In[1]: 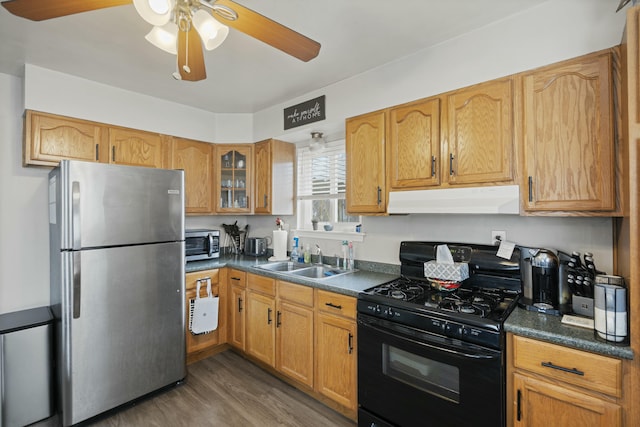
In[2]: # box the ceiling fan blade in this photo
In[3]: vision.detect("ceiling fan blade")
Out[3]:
[213,0,320,62]
[1,0,132,21]
[178,25,207,82]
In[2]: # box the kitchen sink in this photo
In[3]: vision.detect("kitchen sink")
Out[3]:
[257,261,307,272]
[288,265,355,279]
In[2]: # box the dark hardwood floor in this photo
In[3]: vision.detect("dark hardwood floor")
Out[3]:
[36,350,356,426]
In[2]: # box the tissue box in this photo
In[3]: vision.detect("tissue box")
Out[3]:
[424,261,469,282]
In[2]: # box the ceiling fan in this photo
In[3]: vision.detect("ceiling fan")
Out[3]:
[1,0,321,81]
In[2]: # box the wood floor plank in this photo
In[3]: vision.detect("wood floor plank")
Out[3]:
[37,350,355,426]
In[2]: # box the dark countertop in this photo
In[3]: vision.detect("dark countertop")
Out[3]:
[504,307,634,360]
[186,255,400,297]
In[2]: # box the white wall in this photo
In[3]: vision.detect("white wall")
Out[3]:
[0,0,627,314]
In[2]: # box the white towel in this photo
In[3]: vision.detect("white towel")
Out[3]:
[190,278,219,335]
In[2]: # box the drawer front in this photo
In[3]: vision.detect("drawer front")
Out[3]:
[186,269,219,290]
[228,269,247,288]
[248,273,276,296]
[277,281,314,307]
[316,290,356,320]
[513,335,622,397]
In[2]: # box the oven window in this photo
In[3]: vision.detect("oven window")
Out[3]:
[382,344,460,403]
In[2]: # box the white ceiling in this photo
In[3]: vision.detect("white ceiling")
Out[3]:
[0,0,578,114]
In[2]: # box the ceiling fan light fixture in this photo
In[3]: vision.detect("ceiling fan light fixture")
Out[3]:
[145,22,179,55]
[133,0,175,26]
[192,9,229,51]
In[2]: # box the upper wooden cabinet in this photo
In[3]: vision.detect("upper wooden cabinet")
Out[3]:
[521,51,615,212]
[388,97,441,189]
[346,110,387,214]
[445,78,514,185]
[107,127,167,168]
[24,110,107,166]
[170,137,214,214]
[254,139,296,215]
[24,110,168,169]
[215,144,253,214]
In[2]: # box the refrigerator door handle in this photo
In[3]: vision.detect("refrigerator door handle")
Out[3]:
[72,181,81,250]
[73,251,81,319]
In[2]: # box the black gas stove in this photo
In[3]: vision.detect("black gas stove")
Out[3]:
[358,241,522,349]
[357,241,522,427]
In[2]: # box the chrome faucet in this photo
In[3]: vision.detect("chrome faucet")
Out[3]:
[315,244,323,265]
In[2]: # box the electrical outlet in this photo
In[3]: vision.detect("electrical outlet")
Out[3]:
[491,230,506,246]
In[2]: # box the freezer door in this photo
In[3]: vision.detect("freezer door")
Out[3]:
[59,242,186,426]
[51,160,184,249]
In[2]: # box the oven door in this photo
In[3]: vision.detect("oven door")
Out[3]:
[358,313,504,427]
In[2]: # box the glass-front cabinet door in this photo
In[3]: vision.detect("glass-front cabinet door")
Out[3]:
[215,145,253,213]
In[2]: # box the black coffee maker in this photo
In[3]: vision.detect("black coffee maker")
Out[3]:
[519,248,565,316]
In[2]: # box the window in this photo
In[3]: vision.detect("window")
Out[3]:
[296,139,359,230]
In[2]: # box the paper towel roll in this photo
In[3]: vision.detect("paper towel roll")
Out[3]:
[272,230,288,261]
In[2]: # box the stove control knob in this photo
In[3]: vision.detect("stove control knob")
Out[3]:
[375,305,382,314]
[386,307,394,318]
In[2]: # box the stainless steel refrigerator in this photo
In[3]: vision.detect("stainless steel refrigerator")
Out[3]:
[48,160,186,426]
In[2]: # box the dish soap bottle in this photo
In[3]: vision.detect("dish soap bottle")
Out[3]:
[290,237,299,262]
[304,246,311,264]
[298,245,305,263]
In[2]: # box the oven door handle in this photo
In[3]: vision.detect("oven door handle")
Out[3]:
[358,317,500,360]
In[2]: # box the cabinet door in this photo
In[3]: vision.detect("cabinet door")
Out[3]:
[25,110,106,166]
[246,291,276,367]
[171,138,213,214]
[254,140,272,214]
[346,110,387,214]
[315,312,357,410]
[446,78,514,185]
[522,52,614,211]
[276,300,314,388]
[215,145,253,213]
[229,284,246,351]
[185,285,220,356]
[513,373,621,426]
[389,98,441,189]
[108,127,166,168]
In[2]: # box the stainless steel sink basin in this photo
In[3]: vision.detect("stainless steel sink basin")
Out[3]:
[257,261,307,272]
[288,265,355,279]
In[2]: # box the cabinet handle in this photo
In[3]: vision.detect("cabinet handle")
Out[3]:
[231,276,241,281]
[348,333,354,354]
[276,310,281,327]
[246,195,250,209]
[449,153,455,176]
[111,146,116,162]
[263,194,268,208]
[325,302,342,310]
[541,361,584,376]
[516,389,522,421]
[95,144,99,161]
[377,186,382,205]
[238,297,243,312]
[528,176,533,202]
[267,307,272,324]
[431,156,436,177]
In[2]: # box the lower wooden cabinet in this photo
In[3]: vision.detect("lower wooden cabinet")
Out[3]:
[185,269,224,363]
[276,281,314,388]
[228,269,246,351]
[513,373,621,426]
[508,334,622,427]
[314,290,357,412]
[245,273,277,367]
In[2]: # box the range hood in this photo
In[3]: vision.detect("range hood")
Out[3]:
[387,185,520,215]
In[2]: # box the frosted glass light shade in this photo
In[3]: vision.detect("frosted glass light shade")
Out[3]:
[145,23,178,54]
[192,9,229,51]
[133,0,174,26]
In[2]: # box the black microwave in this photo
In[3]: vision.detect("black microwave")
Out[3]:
[185,229,220,261]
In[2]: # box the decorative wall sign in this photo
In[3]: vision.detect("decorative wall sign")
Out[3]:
[284,95,326,130]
